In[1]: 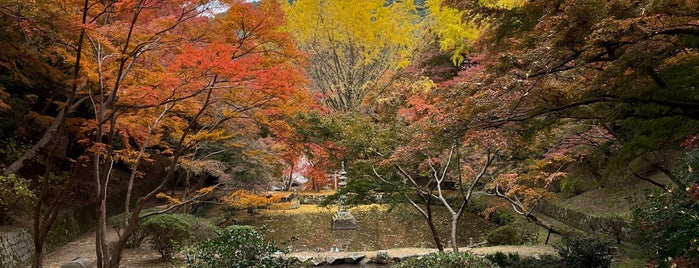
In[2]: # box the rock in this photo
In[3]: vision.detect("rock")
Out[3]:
[295,255,312,263]
[310,257,327,266]
[326,256,344,265]
[60,258,94,268]
[375,250,390,264]
[343,254,366,264]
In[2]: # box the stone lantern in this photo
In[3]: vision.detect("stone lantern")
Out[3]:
[331,162,356,230]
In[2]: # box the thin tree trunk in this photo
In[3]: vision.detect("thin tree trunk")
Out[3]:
[424,202,444,251]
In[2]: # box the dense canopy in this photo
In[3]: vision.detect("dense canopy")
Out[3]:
[0,0,698,267]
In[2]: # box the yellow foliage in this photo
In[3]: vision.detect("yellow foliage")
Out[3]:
[478,0,525,9]
[268,202,293,210]
[196,186,215,194]
[280,0,424,69]
[156,192,182,205]
[426,0,481,66]
[411,76,437,94]
[221,190,282,210]
[185,129,232,144]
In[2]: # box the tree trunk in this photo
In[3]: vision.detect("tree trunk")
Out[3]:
[449,213,463,252]
[31,242,43,268]
[425,204,444,251]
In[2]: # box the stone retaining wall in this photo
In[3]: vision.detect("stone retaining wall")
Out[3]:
[0,228,33,268]
[535,199,631,241]
[0,206,97,268]
[536,199,605,230]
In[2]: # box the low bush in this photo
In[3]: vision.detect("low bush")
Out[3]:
[488,209,517,226]
[466,195,488,214]
[140,213,218,260]
[0,173,35,223]
[184,225,296,268]
[108,209,157,249]
[486,221,538,245]
[485,251,564,268]
[392,251,497,268]
[554,234,613,268]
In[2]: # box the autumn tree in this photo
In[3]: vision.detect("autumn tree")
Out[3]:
[280,0,431,111]
[395,0,699,248]
[470,0,699,182]
[77,0,311,266]
[0,0,310,267]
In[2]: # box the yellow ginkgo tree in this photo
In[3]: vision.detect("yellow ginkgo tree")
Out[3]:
[281,0,426,111]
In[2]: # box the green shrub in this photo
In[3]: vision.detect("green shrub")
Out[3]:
[141,213,217,260]
[467,195,488,214]
[485,251,564,268]
[392,251,497,268]
[184,225,296,268]
[486,221,538,245]
[0,174,34,221]
[108,209,157,249]
[486,251,519,266]
[554,235,612,268]
[488,209,517,226]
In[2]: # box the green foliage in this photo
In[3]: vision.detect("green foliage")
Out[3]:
[559,176,581,196]
[609,116,698,173]
[486,221,538,245]
[0,138,30,164]
[108,209,158,248]
[184,225,296,268]
[554,235,613,268]
[466,194,488,214]
[392,251,497,268]
[486,252,519,267]
[631,148,699,267]
[485,251,564,268]
[487,209,517,226]
[0,174,34,222]
[140,213,218,260]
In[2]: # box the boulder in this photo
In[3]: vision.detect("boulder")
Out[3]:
[60,258,94,268]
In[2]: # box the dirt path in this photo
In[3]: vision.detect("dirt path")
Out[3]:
[41,228,168,268]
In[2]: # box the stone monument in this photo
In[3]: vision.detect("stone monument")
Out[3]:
[331,162,356,230]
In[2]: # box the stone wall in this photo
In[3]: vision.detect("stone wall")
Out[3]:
[536,199,605,230]
[0,206,98,268]
[0,228,33,268]
[535,199,631,241]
